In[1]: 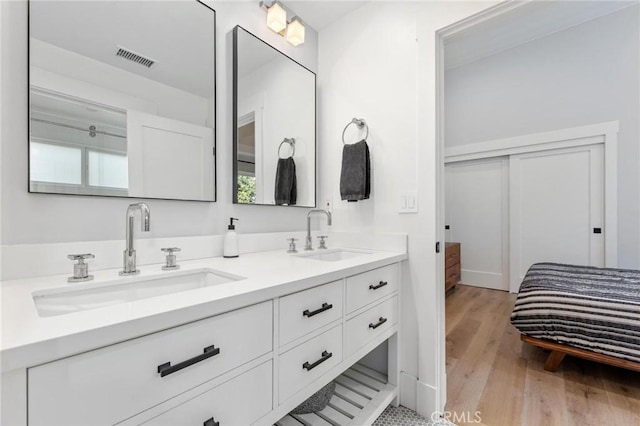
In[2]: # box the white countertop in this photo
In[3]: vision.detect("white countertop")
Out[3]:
[0,248,406,372]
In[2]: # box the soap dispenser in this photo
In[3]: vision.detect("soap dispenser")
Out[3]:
[223,217,239,258]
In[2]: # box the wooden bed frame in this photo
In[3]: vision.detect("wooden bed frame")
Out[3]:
[521,334,640,373]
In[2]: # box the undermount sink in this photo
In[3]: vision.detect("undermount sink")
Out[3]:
[295,248,372,262]
[32,269,246,317]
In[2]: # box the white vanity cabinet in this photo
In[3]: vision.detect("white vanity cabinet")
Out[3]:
[265,262,402,426]
[345,264,399,313]
[346,296,398,357]
[141,360,273,426]
[279,324,343,403]
[7,257,403,426]
[28,301,273,426]
[279,280,343,346]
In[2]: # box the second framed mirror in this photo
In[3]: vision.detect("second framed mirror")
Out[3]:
[232,26,316,207]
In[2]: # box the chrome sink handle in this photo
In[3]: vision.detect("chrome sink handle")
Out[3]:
[317,236,328,250]
[286,238,299,254]
[67,253,95,283]
[161,247,181,270]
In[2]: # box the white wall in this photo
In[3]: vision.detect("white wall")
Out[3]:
[0,0,3,278]
[0,0,319,246]
[445,6,640,267]
[318,0,495,416]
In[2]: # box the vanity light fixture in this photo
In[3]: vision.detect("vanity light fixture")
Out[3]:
[260,0,306,46]
[265,1,287,33]
[286,17,305,47]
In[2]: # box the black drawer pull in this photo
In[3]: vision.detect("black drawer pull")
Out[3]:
[369,281,388,290]
[203,418,219,426]
[303,302,333,318]
[369,317,388,329]
[303,350,333,371]
[157,345,220,377]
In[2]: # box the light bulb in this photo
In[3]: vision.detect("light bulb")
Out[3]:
[286,17,305,47]
[266,2,287,34]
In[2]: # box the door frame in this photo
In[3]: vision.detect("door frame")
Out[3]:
[444,122,618,268]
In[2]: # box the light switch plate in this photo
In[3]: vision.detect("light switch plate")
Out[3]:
[324,197,333,214]
[398,190,418,214]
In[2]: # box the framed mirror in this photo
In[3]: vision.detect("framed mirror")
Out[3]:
[233,26,316,207]
[28,1,216,201]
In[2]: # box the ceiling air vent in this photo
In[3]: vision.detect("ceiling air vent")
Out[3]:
[116,46,156,68]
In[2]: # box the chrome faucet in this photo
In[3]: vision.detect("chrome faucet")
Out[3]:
[305,209,332,251]
[120,202,151,275]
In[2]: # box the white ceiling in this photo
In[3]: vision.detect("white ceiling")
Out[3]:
[445,1,638,70]
[30,1,215,98]
[286,1,369,30]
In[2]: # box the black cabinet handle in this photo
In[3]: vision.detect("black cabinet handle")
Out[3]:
[303,302,333,318]
[302,350,333,371]
[369,281,388,290]
[203,418,219,426]
[369,317,388,329]
[157,345,220,377]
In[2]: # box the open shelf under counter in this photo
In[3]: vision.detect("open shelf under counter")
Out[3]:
[275,364,397,426]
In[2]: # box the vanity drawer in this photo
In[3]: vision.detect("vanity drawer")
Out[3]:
[142,361,272,426]
[279,324,343,404]
[28,301,273,426]
[279,280,343,346]
[346,296,398,357]
[346,264,399,313]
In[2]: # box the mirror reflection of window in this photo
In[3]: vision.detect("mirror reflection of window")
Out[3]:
[29,91,128,196]
[237,113,257,204]
[88,151,128,189]
[30,143,82,185]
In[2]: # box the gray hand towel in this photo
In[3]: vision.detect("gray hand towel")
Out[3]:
[340,140,370,202]
[275,157,297,205]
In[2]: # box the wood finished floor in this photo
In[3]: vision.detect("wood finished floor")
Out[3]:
[445,284,640,426]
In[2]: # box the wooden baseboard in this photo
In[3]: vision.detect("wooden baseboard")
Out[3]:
[520,334,640,373]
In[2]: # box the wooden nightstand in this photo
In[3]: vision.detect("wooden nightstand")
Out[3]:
[445,242,461,292]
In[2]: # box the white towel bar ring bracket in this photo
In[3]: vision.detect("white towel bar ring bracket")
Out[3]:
[278,137,295,159]
[342,118,369,145]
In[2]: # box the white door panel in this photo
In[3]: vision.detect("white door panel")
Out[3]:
[127,110,214,200]
[445,158,509,291]
[509,144,604,292]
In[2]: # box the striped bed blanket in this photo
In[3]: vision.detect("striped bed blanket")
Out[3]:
[510,262,640,363]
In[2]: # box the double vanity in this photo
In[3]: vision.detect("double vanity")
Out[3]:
[1,239,406,426]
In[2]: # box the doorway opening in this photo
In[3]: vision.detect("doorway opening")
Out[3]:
[436,1,635,423]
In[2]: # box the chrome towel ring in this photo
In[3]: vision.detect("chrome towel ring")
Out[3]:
[342,118,369,145]
[278,138,295,159]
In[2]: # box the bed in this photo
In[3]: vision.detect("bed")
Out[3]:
[510,262,640,372]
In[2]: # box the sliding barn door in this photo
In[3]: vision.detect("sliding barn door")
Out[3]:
[445,158,509,291]
[509,144,604,292]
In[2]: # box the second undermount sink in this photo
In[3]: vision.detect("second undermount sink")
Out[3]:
[32,268,246,317]
[296,248,372,262]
